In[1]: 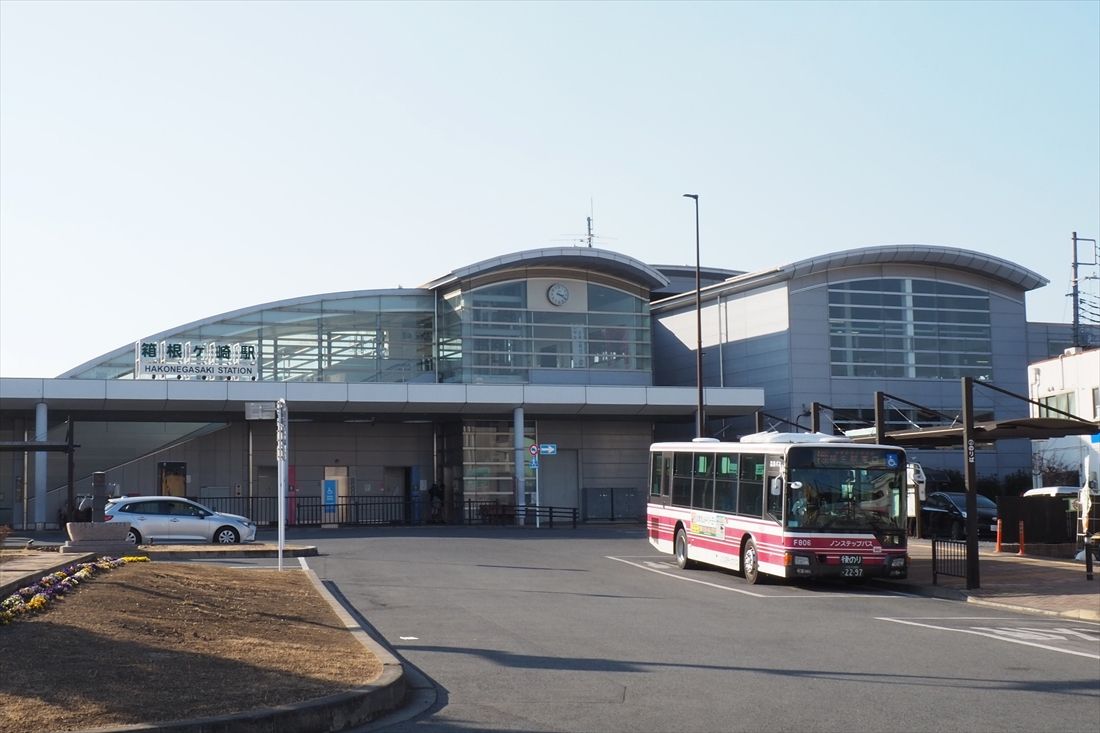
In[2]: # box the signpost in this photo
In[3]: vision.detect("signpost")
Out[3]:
[247,400,287,570]
[275,399,288,571]
[530,444,558,528]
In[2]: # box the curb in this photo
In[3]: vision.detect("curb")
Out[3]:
[70,559,408,733]
[140,545,320,560]
[876,579,1100,622]
[0,553,97,598]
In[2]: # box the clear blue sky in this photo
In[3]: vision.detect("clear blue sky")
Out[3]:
[2,0,1097,378]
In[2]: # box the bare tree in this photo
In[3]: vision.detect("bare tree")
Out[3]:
[1031,451,1079,487]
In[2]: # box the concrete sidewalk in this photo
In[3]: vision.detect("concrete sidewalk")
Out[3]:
[877,538,1100,621]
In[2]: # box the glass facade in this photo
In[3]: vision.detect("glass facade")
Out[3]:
[438,280,651,384]
[829,278,992,379]
[70,293,436,382]
[462,421,536,504]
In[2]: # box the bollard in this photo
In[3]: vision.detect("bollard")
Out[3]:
[1087,539,1094,581]
[995,518,1003,553]
[1017,520,1026,556]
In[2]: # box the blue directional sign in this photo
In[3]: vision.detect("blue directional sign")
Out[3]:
[539,443,557,455]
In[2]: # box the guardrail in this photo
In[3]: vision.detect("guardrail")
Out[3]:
[931,538,967,584]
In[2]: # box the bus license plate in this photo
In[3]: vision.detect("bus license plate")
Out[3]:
[841,567,864,577]
[840,555,862,565]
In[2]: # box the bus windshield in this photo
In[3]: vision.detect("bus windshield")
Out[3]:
[787,465,904,532]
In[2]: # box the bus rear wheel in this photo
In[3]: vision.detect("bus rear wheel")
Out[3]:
[742,537,761,585]
[674,527,696,569]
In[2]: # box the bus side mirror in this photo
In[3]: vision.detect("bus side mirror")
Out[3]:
[770,477,783,495]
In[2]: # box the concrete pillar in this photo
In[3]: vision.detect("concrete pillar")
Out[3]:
[34,401,47,527]
[514,407,525,513]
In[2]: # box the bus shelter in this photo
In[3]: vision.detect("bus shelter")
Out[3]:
[828,378,1099,589]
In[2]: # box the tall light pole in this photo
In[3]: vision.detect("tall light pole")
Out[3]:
[683,193,704,438]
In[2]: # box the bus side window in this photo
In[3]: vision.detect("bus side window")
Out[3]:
[738,453,764,518]
[692,452,715,511]
[671,452,693,507]
[715,454,737,512]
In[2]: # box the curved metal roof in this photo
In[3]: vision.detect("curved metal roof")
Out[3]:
[420,247,670,290]
[783,244,1048,291]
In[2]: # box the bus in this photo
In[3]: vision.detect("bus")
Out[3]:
[647,432,909,583]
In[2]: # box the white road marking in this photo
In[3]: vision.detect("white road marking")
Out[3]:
[607,555,909,600]
[877,617,1100,659]
[897,617,1100,626]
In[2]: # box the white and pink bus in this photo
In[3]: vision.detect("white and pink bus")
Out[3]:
[647,433,909,583]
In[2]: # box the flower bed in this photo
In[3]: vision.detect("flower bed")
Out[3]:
[0,556,149,625]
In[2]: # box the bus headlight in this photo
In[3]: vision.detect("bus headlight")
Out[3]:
[783,553,810,566]
[889,556,907,568]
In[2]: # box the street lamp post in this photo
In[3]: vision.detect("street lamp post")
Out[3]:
[683,193,704,438]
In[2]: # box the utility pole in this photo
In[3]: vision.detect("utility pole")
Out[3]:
[1070,232,1098,349]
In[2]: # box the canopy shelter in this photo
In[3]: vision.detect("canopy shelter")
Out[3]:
[803,379,1099,591]
[844,417,1100,448]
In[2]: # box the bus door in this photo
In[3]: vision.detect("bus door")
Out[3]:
[648,452,673,541]
[765,456,785,523]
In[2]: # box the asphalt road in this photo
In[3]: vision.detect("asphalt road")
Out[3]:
[249,526,1100,733]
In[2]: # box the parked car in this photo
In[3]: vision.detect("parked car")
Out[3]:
[921,491,998,540]
[104,496,256,545]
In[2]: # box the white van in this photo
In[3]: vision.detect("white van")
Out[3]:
[1022,486,1099,498]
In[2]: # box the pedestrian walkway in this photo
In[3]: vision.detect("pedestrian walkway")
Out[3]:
[879,538,1100,621]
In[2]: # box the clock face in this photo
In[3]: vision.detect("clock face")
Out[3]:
[546,282,570,306]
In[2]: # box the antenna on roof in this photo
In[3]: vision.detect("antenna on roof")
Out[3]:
[552,199,616,248]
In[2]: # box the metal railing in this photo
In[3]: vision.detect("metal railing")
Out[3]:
[464,501,577,529]
[931,538,967,584]
[196,495,577,529]
[201,496,409,527]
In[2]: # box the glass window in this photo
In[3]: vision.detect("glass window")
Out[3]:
[461,422,536,504]
[650,453,668,496]
[714,454,737,512]
[439,278,651,383]
[829,278,991,380]
[671,453,694,507]
[692,453,715,510]
[737,453,765,517]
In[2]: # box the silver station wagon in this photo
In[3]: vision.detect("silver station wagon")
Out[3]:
[104,496,257,545]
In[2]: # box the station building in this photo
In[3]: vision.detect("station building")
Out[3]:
[1,244,1095,528]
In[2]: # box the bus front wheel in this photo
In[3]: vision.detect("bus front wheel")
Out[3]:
[674,528,696,570]
[742,538,761,585]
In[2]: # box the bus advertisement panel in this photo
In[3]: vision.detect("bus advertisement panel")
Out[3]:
[647,433,908,584]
